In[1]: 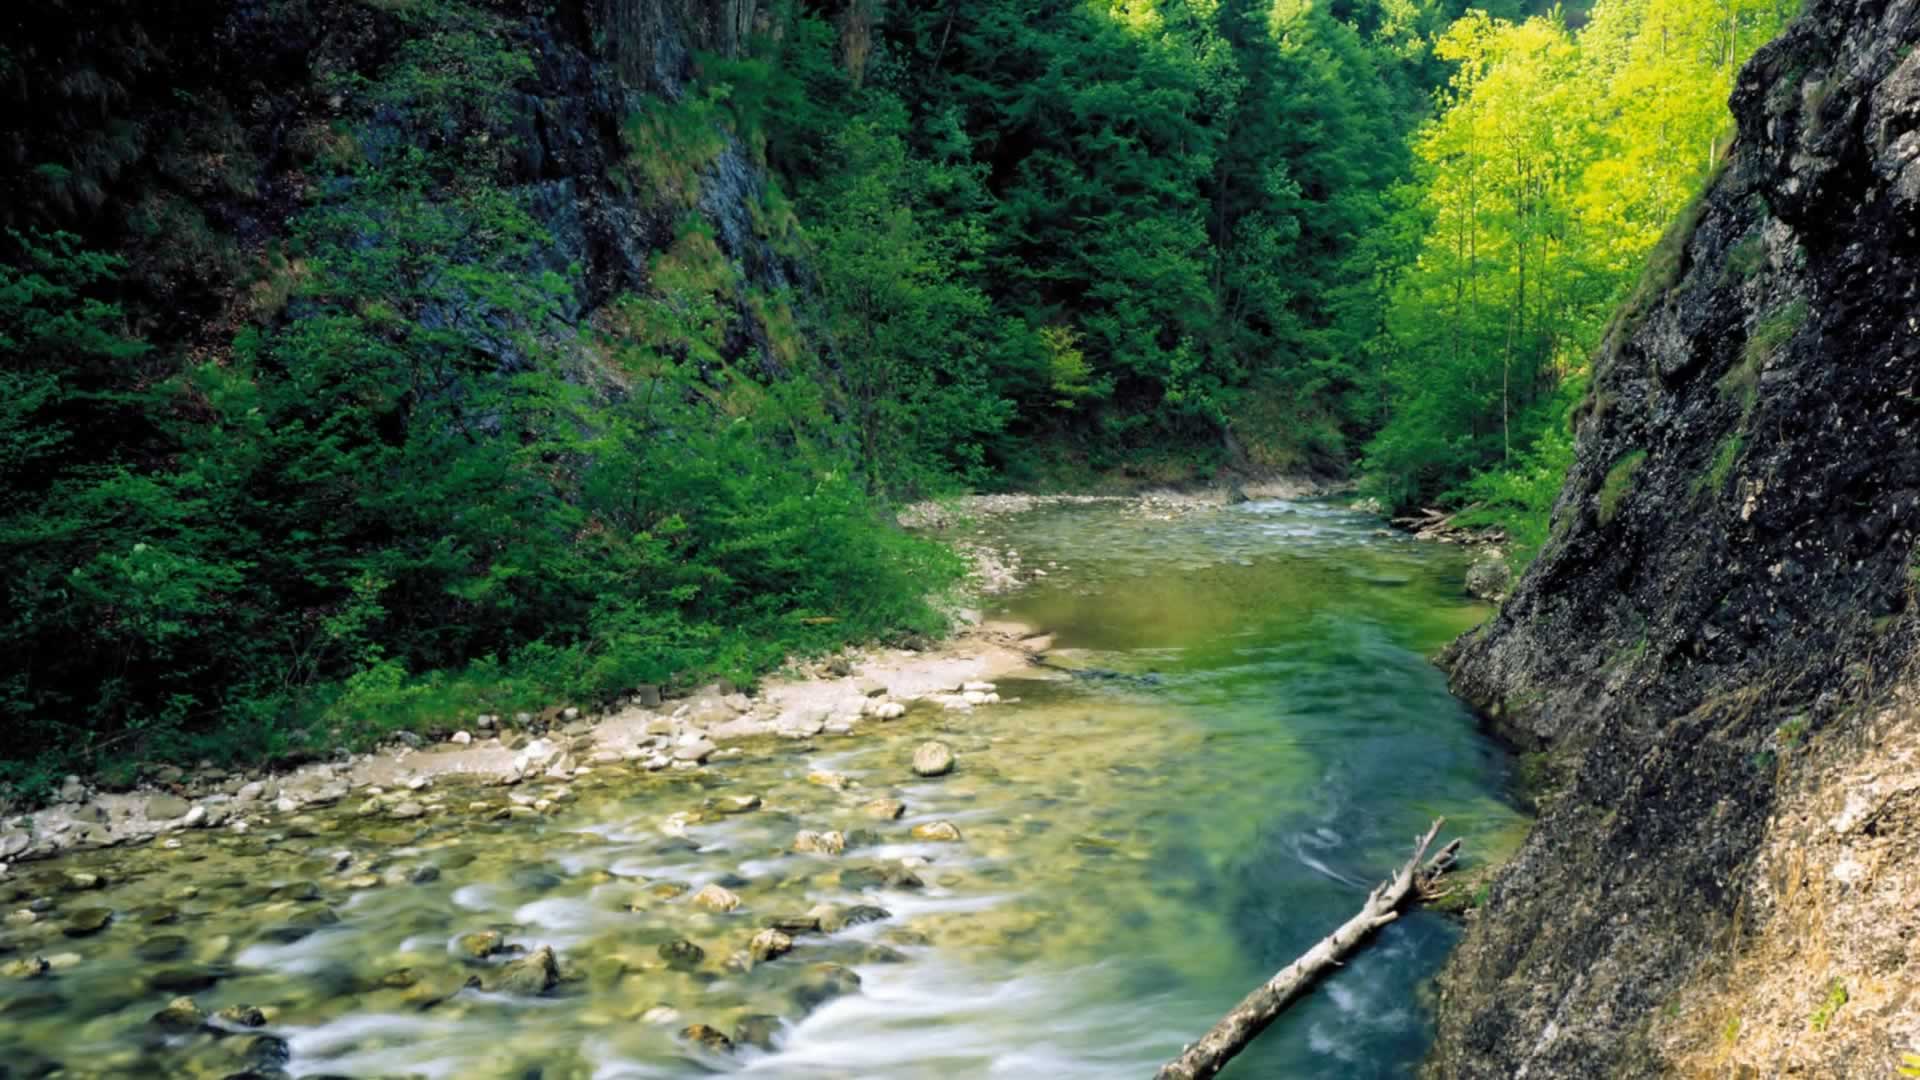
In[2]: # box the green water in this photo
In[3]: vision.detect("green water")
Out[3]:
[0,498,1526,1078]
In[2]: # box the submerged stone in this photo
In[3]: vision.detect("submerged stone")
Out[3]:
[733,1013,782,1051]
[134,934,190,961]
[789,962,861,1011]
[658,939,705,971]
[148,966,224,993]
[61,907,112,937]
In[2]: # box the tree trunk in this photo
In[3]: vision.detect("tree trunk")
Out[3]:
[1154,820,1460,1080]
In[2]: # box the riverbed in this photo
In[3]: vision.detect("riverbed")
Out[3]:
[0,498,1526,1078]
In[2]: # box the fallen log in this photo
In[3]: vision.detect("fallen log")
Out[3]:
[1155,819,1460,1080]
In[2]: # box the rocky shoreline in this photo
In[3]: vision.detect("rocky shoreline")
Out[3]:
[0,619,1052,874]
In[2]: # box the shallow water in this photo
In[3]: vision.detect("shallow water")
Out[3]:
[0,499,1526,1079]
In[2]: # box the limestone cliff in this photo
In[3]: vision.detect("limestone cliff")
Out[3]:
[1430,0,1920,1074]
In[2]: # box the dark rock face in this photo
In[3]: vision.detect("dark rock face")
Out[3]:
[1428,1,1920,1075]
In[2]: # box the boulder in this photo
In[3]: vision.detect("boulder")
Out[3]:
[792,830,845,856]
[690,883,741,913]
[910,820,963,842]
[748,927,792,963]
[493,945,561,995]
[911,741,955,777]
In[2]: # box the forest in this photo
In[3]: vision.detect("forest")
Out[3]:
[0,0,1793,798]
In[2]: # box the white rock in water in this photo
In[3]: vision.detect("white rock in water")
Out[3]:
[641,1005,681,1025]
[874,702,907,721]
[962,691,990,705]
[181,806,208,829]
[273,797,299,814]
[235,781,265,803]
[406,776,431,791]
[450,731,472,745]
[962,681,996,693]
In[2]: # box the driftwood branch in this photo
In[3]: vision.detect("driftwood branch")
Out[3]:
[1155,819,1458,1080]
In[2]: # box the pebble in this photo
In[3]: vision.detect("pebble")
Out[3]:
[861,798,907,820]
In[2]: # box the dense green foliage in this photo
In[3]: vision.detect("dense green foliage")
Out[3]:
[0,0,959,799]
[0,0,1796,797]
[1365,0,1794,558]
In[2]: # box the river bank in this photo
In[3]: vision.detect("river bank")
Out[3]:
[0,483,1332,871]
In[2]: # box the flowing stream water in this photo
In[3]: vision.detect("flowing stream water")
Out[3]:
[0,499,1527,1079]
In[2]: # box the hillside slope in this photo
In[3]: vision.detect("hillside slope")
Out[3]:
[1430,0,1920,1073]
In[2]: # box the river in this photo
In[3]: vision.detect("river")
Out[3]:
[0,498,1527,1078]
